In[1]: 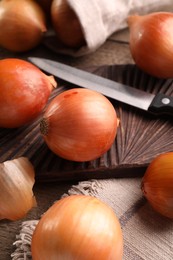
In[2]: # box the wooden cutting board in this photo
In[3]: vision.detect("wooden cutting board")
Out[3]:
[1,64,173,182]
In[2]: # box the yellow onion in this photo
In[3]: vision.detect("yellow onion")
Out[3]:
[0,0,47,52]
[141,152,173,219]
[51,0,85,48]
[0,157,36,221]
[0,58,57,128]
[128,12,173,78]
[31,195,123,260]
[40,88,119,162]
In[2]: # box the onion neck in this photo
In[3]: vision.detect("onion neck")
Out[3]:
[127,15,141,27]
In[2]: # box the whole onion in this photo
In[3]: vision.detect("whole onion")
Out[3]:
[141,152,173,219]
[51,0,85,48]
[40,88,119,161]
[0,0,47,52]
[0,58,57,128]
[31,195,123,260]
[128,12,173,78]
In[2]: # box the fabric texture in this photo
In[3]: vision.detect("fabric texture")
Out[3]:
[63,0,173,56]
[11,178,173,260]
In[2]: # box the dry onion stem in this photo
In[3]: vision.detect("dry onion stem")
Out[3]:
[0,157,36,221]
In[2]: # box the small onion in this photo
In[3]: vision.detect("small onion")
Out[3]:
[0,0,47,52]
[141,152,173,219]
[0,157,36,221]
[51,0,85,48]
[0,58,57,128]
[40,88,119,162]
[31,195,123,260]
[128,12,173,78]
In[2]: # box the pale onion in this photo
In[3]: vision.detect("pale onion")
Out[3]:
[51,0,85,48]
[0,58,57,128]
[40,88,119,162]
[128,12,173,78]
[31,195,123,260]
[0,157,36,221]
[0,0,47,52]
[141,152,173,219]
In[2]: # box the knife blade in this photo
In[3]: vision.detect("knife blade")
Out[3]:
[28,57,173,115]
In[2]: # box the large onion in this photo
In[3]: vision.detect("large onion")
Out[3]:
[0,58,57,128]
[141,152,173,219]
[0,0,47,52]
[51,0,85,48]
[128,12,173,78]
[31,195,123,260]
[40,88,119,162]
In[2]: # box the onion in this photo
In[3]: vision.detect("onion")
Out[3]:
[0,0,47,52]
[141,152,173,219]
[0,58,57,128]
[0,157,36,221]
[128,12,173,78]
[31,195,123,260]
[51,0,85,48]
[40,88,119,162]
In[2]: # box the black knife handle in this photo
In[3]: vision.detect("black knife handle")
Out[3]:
[149,93,173,115]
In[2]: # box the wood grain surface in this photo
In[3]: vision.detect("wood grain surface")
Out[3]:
[1,63,173,184]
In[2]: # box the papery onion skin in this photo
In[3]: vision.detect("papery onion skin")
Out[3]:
[0,0,47,52]
[141,152,173,219]
[0,58,57,128]
[0,157,36,221]
[40,88,118,162]
[31,195,123,260]
[51,0,85,48]
[128,12,173,78]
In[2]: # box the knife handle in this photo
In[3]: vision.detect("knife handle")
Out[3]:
[149,93,173,115]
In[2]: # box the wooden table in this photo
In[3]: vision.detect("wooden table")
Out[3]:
[0,29,133,259]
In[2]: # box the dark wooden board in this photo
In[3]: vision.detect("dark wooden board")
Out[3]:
[1,64,173,182]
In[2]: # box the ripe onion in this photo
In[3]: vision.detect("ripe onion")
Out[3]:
[0,58,57,128]
[51,0,85,48]
[40,88,119,162]
[141,152,173,219]
[31,195,123,260]
[0,157,36,221]
[128,12,173,78]
[0,0,47,52]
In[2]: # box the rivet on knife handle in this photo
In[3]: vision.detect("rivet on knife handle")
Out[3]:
[149,93,173,115]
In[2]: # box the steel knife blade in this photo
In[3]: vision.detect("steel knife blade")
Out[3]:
[28,57,173,115]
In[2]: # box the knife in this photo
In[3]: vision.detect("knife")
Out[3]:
[28,57,173,115]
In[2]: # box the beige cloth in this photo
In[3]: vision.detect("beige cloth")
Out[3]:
[11,178,173,260]
[63,0,173,56]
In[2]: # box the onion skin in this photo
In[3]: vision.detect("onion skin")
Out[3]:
[40,88,118,162]
[31,195,123,260]
[141,152,173,219]
[0,58,57,128]
[128,12,173,78]
[0,0,47,52]
[51,0,85,48]
[0,157,36,221]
